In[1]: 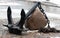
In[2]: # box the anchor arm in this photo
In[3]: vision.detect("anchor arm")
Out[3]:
[3,6,13,28]
[7,6,13,24]
[16,9,26,29]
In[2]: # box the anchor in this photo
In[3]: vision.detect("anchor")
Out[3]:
[3,2,60,35]
[3,6,26,35]
[3,2,40,35]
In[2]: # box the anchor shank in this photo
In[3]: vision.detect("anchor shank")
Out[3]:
[26,2,40,19]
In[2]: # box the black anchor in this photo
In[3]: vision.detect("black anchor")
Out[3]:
[3,2,60,35]
[3,6,26,35]
[3,2,39,35]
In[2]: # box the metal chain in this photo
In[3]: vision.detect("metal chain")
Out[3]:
[38,3,50,28]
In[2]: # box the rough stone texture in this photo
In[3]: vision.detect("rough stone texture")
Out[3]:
[25,7,47,30]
